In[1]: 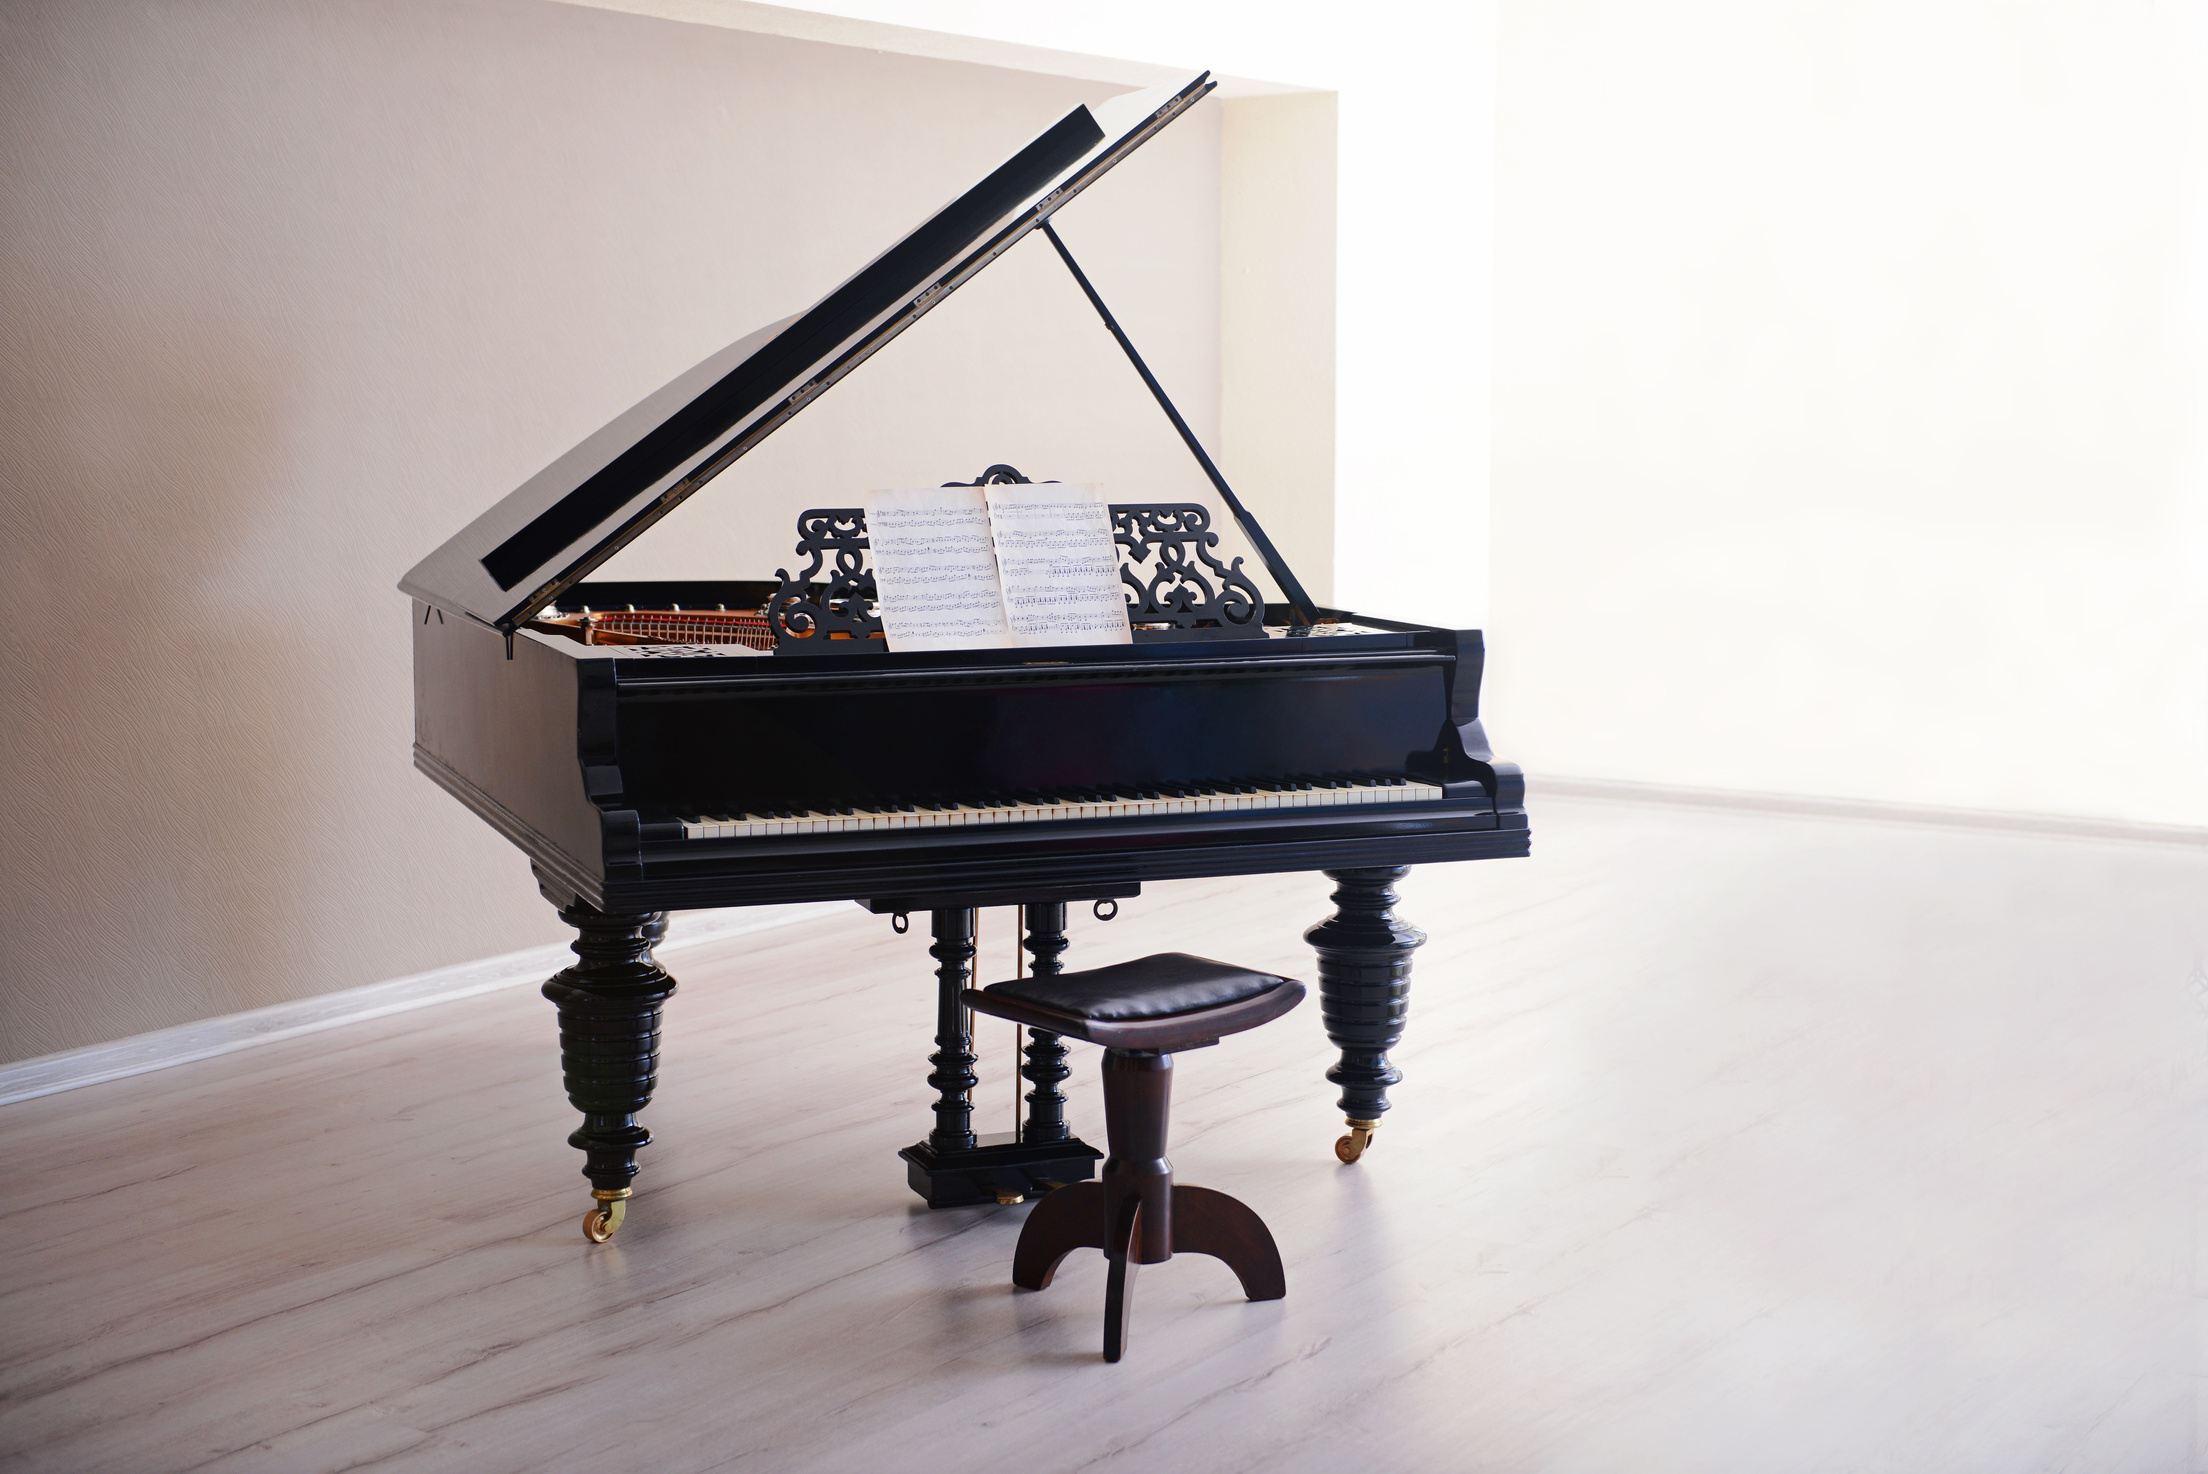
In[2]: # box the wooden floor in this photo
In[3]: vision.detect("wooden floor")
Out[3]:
[2,795,2203,1473]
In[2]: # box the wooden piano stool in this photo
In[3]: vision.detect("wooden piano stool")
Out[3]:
[965,953,1305,1363]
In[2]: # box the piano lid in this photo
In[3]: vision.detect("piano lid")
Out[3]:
[400,72,1216,633]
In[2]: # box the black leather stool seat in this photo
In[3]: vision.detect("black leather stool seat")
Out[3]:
[965,953,1303,1052]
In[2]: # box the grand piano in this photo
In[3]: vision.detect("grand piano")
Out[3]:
[401,72,1528,1241]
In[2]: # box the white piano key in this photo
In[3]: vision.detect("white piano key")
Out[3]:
[681,773,1452,839]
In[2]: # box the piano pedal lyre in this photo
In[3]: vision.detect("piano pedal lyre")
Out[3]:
[583,1187,631,1243]
[1334,1119,1380,1165]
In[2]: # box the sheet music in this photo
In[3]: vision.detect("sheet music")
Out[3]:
[862,486,1012,652]
[984,482,1133,648]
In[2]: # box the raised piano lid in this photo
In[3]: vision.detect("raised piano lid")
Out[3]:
[400,72,1216,635]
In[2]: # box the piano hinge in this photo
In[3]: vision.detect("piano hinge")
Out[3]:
[787,380,826,411]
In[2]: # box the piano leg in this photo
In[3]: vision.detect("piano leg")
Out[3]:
[1306,866,1427,1164]
[540,902,678,1241]
[1019,903,1072,1145]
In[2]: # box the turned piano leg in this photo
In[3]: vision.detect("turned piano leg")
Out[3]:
[1305,866,1426,1163]
[541,902,678,1241]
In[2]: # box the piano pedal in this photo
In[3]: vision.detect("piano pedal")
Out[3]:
[583,1187,631,1243]
[1334,1119,1380,1165]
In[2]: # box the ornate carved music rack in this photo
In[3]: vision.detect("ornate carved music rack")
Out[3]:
[766,464,1267,651]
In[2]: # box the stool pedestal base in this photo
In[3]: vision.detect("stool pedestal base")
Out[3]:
[1013,1180,1286,1361]
[1011,1050,1285,1361]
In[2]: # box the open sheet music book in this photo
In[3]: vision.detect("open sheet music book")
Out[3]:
[862,483,1132,652]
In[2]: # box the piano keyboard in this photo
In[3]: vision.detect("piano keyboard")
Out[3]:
[679,774,1447,840]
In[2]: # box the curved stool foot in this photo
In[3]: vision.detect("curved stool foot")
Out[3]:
[1103,1197,1142,1363]
[1171,1184,1286,1300]
[1012,1181,1106,1290]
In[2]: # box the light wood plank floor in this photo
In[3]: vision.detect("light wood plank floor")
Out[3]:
[3,795,2202,1473]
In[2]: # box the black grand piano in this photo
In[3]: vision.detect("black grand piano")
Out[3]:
[401,72,1527,1241]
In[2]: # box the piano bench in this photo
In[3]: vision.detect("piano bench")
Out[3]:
[962,953,1304,1362]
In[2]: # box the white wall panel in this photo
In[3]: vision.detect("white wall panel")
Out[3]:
[1492,0,2208,823]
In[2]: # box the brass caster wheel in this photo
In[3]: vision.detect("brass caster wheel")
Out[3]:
[583,1187,631,1243]
[994,1188,1027,1206]
[1334,1119,1380,1164]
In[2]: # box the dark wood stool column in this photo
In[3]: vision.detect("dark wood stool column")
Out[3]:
[541,901,678,1242]
[1306,866,1426,1163]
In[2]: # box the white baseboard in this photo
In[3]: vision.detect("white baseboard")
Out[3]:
[0,902,849,1109]
[1538,775,2208,848]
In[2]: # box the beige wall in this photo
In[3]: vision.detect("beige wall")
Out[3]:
[1222,93,1337,606]
[0,0,1262,1063]
[1491,0,2208,824]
